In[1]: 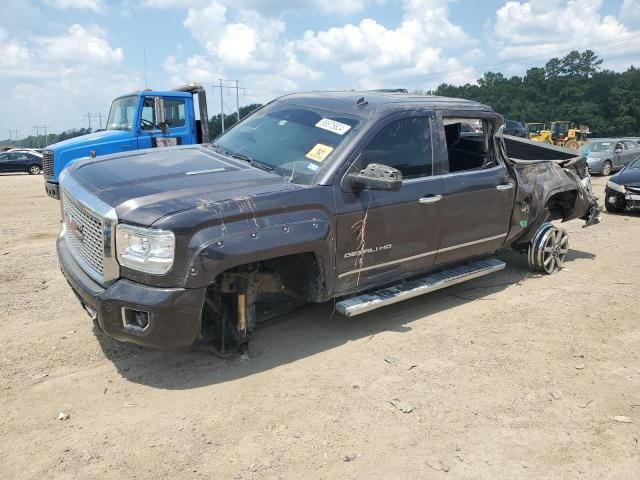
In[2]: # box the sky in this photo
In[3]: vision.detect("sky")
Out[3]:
[1,0,640,139]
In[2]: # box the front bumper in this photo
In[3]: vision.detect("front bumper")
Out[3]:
[45,180,60,200]
[604,187,640,210]
[57,234,205,349]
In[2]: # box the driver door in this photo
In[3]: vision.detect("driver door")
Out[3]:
[136,96,191,149]
[334,114,444,294]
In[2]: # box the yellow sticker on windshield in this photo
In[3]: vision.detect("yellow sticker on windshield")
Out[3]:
[305,143,334,162]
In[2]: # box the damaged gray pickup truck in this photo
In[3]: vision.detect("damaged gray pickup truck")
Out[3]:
[56,91,601,353]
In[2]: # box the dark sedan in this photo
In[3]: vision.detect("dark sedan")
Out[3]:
[0,151,43,175]
[604,156,640,212]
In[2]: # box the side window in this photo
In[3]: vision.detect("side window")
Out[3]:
[140,98,155,130]
[164,99,186,128]
[443,117,493,173]
[615,142,624,151]
[0,153,8,161]
[12,153,28,160]
[624,141,638,151]
[360,117,432,179]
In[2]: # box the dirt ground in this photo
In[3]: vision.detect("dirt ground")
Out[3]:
[0,173,639,479]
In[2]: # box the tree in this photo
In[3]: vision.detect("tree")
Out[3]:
[429,50,638,136]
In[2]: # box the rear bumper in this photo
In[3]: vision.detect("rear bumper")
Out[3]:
[45,180,60,200]
[57,234,205,349]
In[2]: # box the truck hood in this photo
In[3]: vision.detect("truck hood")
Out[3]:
[48,129,131,152]
[65,145,301,226]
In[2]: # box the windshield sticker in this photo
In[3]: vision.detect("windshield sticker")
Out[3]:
[278,120,288,126]
[315,118,351,136]
[306,143,334,162]
[306,162,320,171]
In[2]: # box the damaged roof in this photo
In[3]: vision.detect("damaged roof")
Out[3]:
[277,91,494,118]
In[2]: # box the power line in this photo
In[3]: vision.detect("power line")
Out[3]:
[212,79,246,133]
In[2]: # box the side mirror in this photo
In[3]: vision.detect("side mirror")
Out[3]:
[346,163,402,192]
[153,97,169,134]
[614,147,623,153]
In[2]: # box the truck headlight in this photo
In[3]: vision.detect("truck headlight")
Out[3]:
[115,224,174,275]
[606,180,625,193]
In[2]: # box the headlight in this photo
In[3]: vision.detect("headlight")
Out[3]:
[606,180,625,193]
[116,224,175,274]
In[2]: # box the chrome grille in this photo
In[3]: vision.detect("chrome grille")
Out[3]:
[62,189,104,275]
[43,150,54,178]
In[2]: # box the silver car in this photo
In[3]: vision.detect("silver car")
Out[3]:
[585,139,640,176]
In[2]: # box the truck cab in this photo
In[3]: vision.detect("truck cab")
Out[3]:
[43,84,209,199]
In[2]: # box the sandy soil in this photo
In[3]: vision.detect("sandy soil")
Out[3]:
[0,173,639,479]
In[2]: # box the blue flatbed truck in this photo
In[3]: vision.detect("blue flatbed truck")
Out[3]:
[43,83,210,199]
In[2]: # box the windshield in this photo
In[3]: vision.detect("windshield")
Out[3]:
[212,102,360,185]
[589,141,614,152]
[628,157,640,168]
[107,96,137,131]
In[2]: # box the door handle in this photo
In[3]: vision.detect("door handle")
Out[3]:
[121,145,131,149]
[418,195,442,204]
[496,183,514,191]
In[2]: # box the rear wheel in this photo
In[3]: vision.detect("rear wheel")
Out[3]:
[528,223,569,274]
[600,160,612,176]
[564,139,579,149]
[27,164,41,175]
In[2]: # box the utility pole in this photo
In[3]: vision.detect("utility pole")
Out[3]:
[96,113,105,130]
[84,112,92,130]
[211,79,246,133]
[33,124,48,148]
[236,79,240,122]
[219,79,225,133]
[8,130,12,142]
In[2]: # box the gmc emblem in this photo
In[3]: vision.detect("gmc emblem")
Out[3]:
[65,212,84,241]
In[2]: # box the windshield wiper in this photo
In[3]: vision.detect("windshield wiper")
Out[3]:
[210,144,273,172]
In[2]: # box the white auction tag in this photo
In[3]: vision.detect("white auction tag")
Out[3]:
[315,118,351,135]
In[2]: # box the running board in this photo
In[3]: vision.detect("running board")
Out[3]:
[336,258,506,317]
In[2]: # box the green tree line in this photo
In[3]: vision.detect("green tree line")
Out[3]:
[431,50,640,137]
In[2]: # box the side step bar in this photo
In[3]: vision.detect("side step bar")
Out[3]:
[336,258,506,317]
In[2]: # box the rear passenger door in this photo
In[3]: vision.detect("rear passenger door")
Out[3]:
[433,115,515,266]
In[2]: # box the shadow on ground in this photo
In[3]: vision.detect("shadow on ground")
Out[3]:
[94,248,596,390]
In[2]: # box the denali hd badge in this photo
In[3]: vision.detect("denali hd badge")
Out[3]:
[344,244,392,258]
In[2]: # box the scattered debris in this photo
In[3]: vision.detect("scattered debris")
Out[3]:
[426,456,450,472]
[57,412,70,421]
[343,453,361,462]
[578,400,594,409]
[550,391,561,400]
[574,364,585,370]
[612,416,633,423]
[388,398,414,413]
[384,355,417,371]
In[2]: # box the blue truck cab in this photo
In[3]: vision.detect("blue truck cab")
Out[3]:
[44,83,210,199]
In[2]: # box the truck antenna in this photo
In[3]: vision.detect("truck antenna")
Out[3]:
[143,48,149,90]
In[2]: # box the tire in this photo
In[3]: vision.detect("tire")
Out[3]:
[27,164,42,175]
[600,160,612,176]
[527,223,569,274]
[564,139,580,149]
